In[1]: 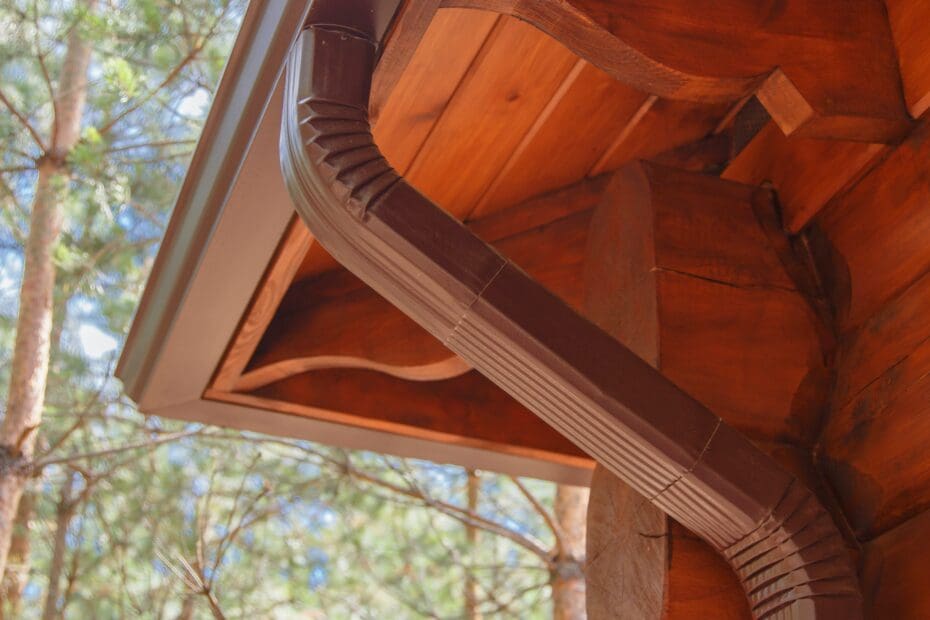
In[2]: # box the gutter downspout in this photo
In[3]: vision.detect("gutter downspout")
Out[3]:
[279,3,862,618]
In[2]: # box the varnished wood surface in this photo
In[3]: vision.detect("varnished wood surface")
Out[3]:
[203,5,930,616]
[886,0,930,118]
[211,217,313,391]
[860,508,930,619]
[587,163,828,444]
[443,0,909,141]
[809,70,930,569]
[814,119,930,333]
[207,385,592,468]
[583,163,850,619]
[723,122,886,233]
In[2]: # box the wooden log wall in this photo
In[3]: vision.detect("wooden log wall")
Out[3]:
[811,117,930,617]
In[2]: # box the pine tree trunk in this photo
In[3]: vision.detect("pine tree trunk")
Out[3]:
[41,475,76,620]
[0,490,34,618]
[552,484,589,620]
[465,469,481,620]
[0,1,93,579]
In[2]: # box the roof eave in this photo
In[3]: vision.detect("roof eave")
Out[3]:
[116,0,310,407]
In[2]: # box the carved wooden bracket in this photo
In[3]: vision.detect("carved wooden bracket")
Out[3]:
[443,0,911,142]
[279,1,863,617]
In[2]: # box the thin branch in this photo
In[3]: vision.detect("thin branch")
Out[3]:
[33,429,205,470]
[510,476,563,556]
[0,165,36,174]
[105,139,196,153]
[0,89,47,151]
[31,0,58,137]
[345,463,553,564]
[97,1,233,136]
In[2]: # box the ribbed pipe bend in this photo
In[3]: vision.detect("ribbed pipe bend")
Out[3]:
[279,3,863,618]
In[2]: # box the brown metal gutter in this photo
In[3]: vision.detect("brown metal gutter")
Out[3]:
[280,3,862,617]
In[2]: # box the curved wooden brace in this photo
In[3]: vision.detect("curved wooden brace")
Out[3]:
[280,3,863,617]
[442,0,909,141]
[235,355,470,391]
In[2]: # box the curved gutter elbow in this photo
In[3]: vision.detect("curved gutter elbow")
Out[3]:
[280,7,862,619]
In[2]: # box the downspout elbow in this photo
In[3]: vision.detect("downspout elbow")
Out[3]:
[280,6,863,618]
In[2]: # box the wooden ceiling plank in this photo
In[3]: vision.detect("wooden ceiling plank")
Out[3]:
[373,8,499,175]
[369,0,442,124]
[444,0,909,141]
[404,16,579,218]
[211,217,313,391]
[471,61,651,218]
[589,95,655,176]
[466,57,588,219]
[589,98,725,177]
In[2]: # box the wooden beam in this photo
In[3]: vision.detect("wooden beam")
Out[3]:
[443,0,909,141]
[583,162,846,618]
[819,268,930,540]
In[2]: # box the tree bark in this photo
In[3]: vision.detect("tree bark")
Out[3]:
[0,489,34,619]
[41,473,76,620]
[552,484,589,620]
[0,0,93,579]
[465,469,481,620]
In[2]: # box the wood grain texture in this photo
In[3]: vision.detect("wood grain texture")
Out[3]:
[814,118,930,333]
[886,0,930,118]
[820,271,930,540]
[254,368,582,455]
[664,523,752,620]
[722,122,886,233]
[860,508,930,619]
[405,15,578,217]
[209,379,592,467]
[211,217,313,391]
[587,162,827,444]
[590,97,726,176]
[583,176,669,620]
[585,465,668,620]
[373,8,498,174]
[813,118,930,544]
[369,0,441,123]
[470,60,649,218]
[443,0,909,141]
